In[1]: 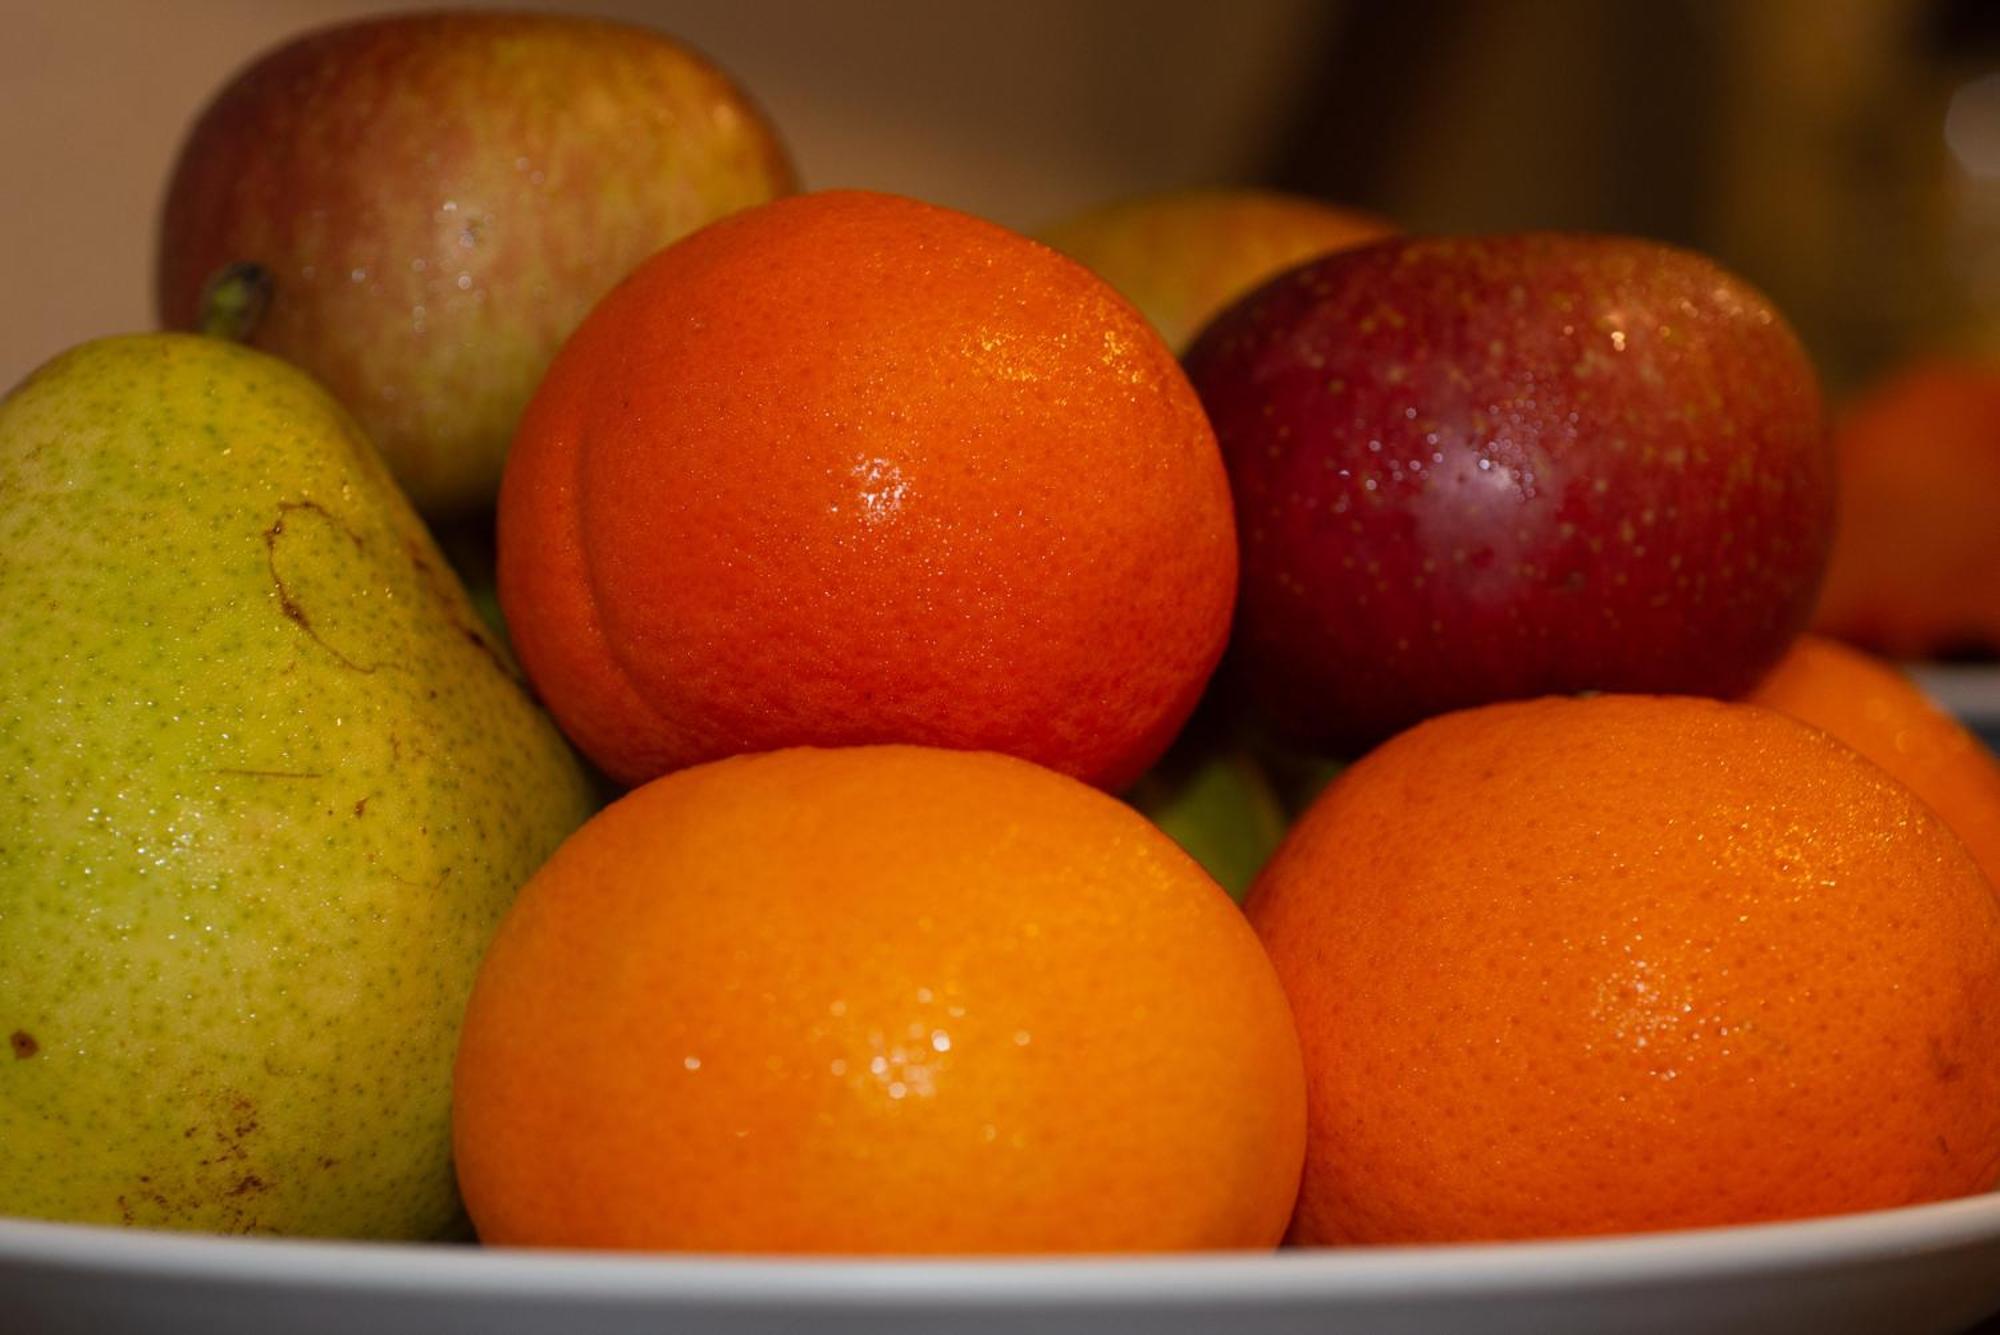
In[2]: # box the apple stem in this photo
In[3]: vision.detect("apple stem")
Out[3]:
[196,263,273,342]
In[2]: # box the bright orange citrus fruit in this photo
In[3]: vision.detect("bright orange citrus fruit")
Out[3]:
[1748,634,2000,892]
[452,745,1306,1254]
[1813,360,2000,658]
[1246,694,2000,1245]
[497,189,1237,791]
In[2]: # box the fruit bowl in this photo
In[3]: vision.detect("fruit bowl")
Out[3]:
[1914,664,2000,752]
[5,1193,2000,1335]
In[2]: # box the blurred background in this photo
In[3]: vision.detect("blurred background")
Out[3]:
[4,0,1998,394]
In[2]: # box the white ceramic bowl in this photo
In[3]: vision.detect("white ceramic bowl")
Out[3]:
[4,1191,2000,1335]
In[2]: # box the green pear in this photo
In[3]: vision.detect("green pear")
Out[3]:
[1128,748,1290,901]
[0,334,594,1237]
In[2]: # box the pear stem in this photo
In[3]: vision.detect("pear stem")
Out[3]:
[195,263,273,342]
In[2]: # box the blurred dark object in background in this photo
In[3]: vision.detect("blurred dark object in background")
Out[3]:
[1268,0,2000,395]
[1271,0,1718,244]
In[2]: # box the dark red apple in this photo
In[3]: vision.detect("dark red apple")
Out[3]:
[1184,233,1832,755]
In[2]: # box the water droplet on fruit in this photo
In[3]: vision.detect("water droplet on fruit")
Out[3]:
[851,456,908,525]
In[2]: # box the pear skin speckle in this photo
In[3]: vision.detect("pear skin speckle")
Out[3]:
[0,334,594,1238]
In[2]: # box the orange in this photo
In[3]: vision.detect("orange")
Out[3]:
[452,745,1306,1254]
[1748,635,2000,892]
[496,189,1237,791]
[1245,694,2000,1245]
[1813,360,2000,659]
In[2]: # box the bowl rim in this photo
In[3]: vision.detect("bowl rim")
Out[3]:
[4,1191,1999,1307]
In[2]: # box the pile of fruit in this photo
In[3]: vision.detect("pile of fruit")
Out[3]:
[5,12,2000,1257]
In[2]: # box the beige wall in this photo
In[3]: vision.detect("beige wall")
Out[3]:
[1,0,1327,389]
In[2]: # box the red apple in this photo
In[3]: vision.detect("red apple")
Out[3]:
[1184,233,1832,755]
[157,12,795,516]
[1038,188,1393,352]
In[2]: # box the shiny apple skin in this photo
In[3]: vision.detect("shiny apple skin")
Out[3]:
[1184,234,1833,756]
[157,12,795,517]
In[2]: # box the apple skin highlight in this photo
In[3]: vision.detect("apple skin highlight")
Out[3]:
[1185,232,1833,756]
